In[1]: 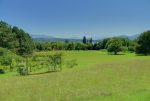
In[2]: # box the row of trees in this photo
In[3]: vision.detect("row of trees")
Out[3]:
[0,21,150,56]
[34,37,136,53]
[34,33,150,55]
[35,41,93,51]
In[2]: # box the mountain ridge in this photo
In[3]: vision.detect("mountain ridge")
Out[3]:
[31,34,140,43]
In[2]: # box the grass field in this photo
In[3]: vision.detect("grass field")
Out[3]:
[0,51,150,101]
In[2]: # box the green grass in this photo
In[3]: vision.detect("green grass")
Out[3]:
[0,51,150,101]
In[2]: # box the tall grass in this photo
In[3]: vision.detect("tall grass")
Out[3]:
[0,51,150,101]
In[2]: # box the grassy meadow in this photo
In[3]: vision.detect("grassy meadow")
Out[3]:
[0,51,150,101]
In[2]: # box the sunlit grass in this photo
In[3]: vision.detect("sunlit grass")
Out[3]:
[0,51,150,101]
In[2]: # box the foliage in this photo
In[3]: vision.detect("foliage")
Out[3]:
[0,69,5,74]
[101,38,111,49]
[83,36,87,44]
[10,59,17,72]
[47,53,63,72]
[17,62,27,76]
[93,42,101,50]
[0,21,33,55]
[51,41,63,50]
[35,42,52,51]
[107,38,124,55]
[136,30,150,55]
[64,42,75,50]
[0,47,23,66]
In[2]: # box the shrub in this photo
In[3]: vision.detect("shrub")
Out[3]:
[0,69,5,74]
[10,59,17,72]
[47,53,63,72]
[0,47,23,66]
[17,62,27,76]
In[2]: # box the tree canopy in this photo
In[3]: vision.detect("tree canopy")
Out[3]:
[136,31,150,55]
[107,38,124,55]
[0,21,33,55]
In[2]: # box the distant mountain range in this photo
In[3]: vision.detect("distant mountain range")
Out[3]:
[31,34,140,43]
[116,34,140,40]
[31,35,100,43]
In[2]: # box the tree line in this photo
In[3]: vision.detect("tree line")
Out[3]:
[0,21,150,56]
[34,37,136,54]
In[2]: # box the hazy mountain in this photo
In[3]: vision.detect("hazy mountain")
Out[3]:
[31,35,54,38]
[117,34,140,40]
[128,34,140,40]
[31,34,140,43]
[33,38,82,43]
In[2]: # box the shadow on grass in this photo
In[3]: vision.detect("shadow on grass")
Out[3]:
[108,53,125,55]
[135,54,150,56]
[29,71,59,76]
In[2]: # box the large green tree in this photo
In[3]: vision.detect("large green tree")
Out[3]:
[107,38,124,55]
[0,21,33,55]
[136,31,150,55]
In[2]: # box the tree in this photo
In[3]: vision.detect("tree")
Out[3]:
[47,53,62,72]
[65,42,75,50]
[10,59,16,72]
[12,27,33,55]
[136,31,150,55]
[51,41,63,50]
[0,21,16,49]
[83,36,87,44]
[89,37,92,44]
[107,38,123,55]
[128,40,137,52]
[0,21,34,55]
[101,38,111,49]
[86,43,93,50]
[93,42,101,50]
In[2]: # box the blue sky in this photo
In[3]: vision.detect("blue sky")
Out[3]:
[0,0,150,39]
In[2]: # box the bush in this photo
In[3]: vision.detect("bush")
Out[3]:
[17,67,27,76]
[128,46,135,52]
[47,53,63,72]
[17,62,27,76]
[0,47,23,66]
[0,69,5,74]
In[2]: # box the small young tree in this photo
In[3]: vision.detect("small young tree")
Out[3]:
[47,53,62,72]
[10,59,16,72]
[17,62,27,76]
[23,54,32,75]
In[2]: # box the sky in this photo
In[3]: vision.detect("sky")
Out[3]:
[0,0,150,39]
